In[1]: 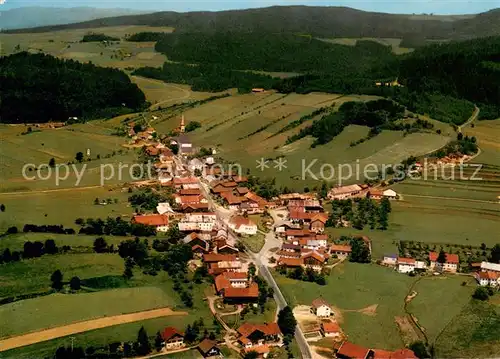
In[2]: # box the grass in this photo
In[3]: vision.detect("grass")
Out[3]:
[275,262,414,349]
[224,299,277,329]
[433,298,500,358]
[241,233,266,253]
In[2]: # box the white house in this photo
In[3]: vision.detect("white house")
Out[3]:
[383,254,398,266]
[228,216,257,235]
[188,158,204,172]
[480,261,500,273]
[311,297,333,317]
[475,271,499,287]
[206,156,215,165]
[132,214,169,232]
[383,189,398,199]
[157,202,174,215]
[429,252,459,273]
[161,327,185,351]
[397,257,416,273]
[321,322,342,339]
[304,238,328,250]
[327,184,362,200]
[178,213,217,232]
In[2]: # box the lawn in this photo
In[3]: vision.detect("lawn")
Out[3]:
[0,186,134,231]
[275,262,415,350]
[240,233,266,253]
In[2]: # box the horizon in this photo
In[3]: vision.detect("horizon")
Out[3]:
[1,0,498,15]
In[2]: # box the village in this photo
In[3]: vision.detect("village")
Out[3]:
[118,115,500,359]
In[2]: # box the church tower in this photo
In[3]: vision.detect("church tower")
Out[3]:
[180,114,185,133]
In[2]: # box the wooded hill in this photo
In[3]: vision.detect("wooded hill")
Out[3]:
[5,6,500,41]
[0,52,147,124]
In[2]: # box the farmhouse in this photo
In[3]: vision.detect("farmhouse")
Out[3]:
[178,213,217,232]
[223,282,259,303]
[397,257,416,273]
[311,297,333,317]
[382,254,397,266]
[480,261,500,273]
[328,184,363,200]
[330,244,352,259]
[132,214,169,232]
[429,252,459,273]
[303,251,327,271]
[321,322,342,338]
[173,176,199,189]
[337,341,373,359]
[474,271,499,287]
[237,322,283,349]
[197,339,221,358]
[161,327,185,350]
[214,271,249,293]
[228,216,258,235]
[382,189,397,199]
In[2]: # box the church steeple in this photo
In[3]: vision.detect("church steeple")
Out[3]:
[180,114,185,133]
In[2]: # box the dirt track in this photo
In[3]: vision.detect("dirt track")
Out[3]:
[0,307,187,352]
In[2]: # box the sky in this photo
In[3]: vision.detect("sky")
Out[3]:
[0,0,498,15]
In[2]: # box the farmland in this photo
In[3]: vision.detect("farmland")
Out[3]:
[274,262,491,352]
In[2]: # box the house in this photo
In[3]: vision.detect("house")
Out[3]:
[173,177,199,190]
[203,253,238,264]
[212,181,238,194]
[178,213,217,232]
[382,189,397,199]
[161,327,185,350]
[367,190,384,200]
[310,214,328,233]
[281,243,301,253]
[220,192,245,210]
[382,254,398,266]
[274,221,297,236]
[223,282,259,302]
[182,233,210,255]
[303,251,326,271]
[285,229,312,241]
[311,297,333,317]
[278,257,303,268]
[209,260,243,275]
[171,134,193,155]
[132,214,169,232]
[480,261,500,273]
[330,244,352,259]
[237,323,282,349]
[229,216,258,235]
[188,158,204,172]
[475,271,500,287]
[328,185,363,200]
[157,202,175,215]
[397,257,416,273]
[337,341,373,359]
[429,252,459,273]
[235,187,250,195]
[215,272,249,293]
[321,322,342,338]
[303,235,328,250]
[181,203,210,213]
[216,242,239,255]
[197,339,221,358]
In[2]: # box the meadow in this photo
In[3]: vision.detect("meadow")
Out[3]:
[274,262,485,351]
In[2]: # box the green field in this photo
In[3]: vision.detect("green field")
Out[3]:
[274,262,488,351]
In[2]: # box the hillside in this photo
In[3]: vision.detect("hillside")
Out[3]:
[0,52,147,124]
[0,7,147,30]
[4,6,500,41]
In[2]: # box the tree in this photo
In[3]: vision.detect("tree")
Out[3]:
[277,306,297,336]
[437,248,447,264]
[136,326,151,355]
[243,351,259,359]
[489,244,500,263]
[133,123,143,133]
[93,237,108,253]
[49,158,56,167]
[51,270,63,290]
[169,143,179,155]
[75,152,84,163]
[0,204,5,212]
[472,287,489,301]
[93,197,100,205]
[44,239,58,254]
[349,238,371,263]
[70,276,81,290]
[154,331,164,352]
[123,258,134,279]
[184,324,197,343]
[75,218,85,226]
[409,341,430,359]
[6,226,18,234]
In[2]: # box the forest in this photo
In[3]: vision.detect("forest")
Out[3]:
[0,52,147,123]
[125,32,166,42]
[81,33,119,42]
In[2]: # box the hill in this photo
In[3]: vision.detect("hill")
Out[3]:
[4,6,500,41]
[0,7,147,30]
[0,52,147,124]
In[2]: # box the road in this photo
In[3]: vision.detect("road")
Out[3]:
[177,156,313,358]
[458,105,480,132]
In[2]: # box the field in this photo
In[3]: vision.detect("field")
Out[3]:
[274,262,487,351]
[0,26,174,69]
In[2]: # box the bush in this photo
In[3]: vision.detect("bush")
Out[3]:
[472,287,490,301]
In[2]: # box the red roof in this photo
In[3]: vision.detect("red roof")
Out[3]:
[203,253,237,263]
[390,349,418,359]
[230,215,256,228]
[429,252,459,264]
[132,214,169,227]
[477,271,499,280]
[373,349,393,359]
[285,229,312,237]
[331,244,352,253]
[224,282,259,298]
[244,192,268,206]
[161,327,184,341]
[179,189,201,196]
[235,187,250,194]
[337,341,371,359]
[278,257,303,267]
[312,297,330,309]
[322,322,341,333]
[245,345,270,354]
[303,251,326,263]
[181,203,209,211]
[215,272,248,292]
[398,257,416,265]
[233,176,248,183]
[237,322,281,337]
[221,192,245,205]
[174,177,198,185]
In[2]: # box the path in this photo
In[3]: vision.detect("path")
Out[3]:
[458,105,480,132]
[0,307,187,352]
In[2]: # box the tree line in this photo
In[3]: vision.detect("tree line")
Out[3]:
[326,197,392,230]
[0,52,147,124]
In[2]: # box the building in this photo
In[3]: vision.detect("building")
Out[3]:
[480,261,500,273]
[214,272,249,293]
[310,214,328,233]
[303,251,327,271]
[311,297,333,317]
[197,339,221,358]
[237,323,282,349]
[223,282,259,303]
[328,185,363,200]
[132,214,169,232]
[429,252,459,273]
[373,348,418,359]
[397,257,416,273]
[157,202,175,215]
[475,271,499,287]
[331,244,352,259]
[229,216,258,235]
[161,327,185,350]
[178,213,217,232]
[337,341,373,359]
[173,176,199,190]
[321,322,342,339]
[383,189,397,199]
[382,254,397,266]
